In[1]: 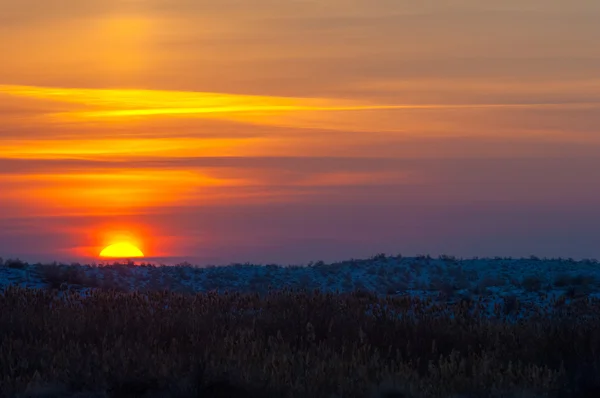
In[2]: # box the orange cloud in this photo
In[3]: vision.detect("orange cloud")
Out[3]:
[0,137,267,159]
[4,84,595,121]
[0,168,251,218]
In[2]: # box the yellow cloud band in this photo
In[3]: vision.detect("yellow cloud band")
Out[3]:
[3,84,599,119]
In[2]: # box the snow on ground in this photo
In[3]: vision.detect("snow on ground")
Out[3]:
[1,255,600,318]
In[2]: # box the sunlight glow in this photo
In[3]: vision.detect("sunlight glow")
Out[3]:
[0,169,251,216]
[99,242,145,258]
[2,84,598,121]
[0,85,343,112]
[0,137,267,159]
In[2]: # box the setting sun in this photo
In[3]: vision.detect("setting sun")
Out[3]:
[99,242,145,258]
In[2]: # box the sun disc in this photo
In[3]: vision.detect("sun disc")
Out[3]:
[99,242,144,258]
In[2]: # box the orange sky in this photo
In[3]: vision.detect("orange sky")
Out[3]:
[1,0,600,263]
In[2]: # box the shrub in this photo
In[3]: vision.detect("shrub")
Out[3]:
[554,274,572,288]
[571,274,596,287]
[451,277,471,291]
[466,269,479,282]
[39,265,68,289]
[521,276,542,292]
[429,277,455,298]
[566,286,590,299]
[438,282,456,298]
[470,284,491,296]
[447,265,465,279]
[385,286,398,295]
[384,280,409,295]
[341,278,353,291]
[503,294,519,315]
[479,275,506,288]
[439,254,457,263]
[432,264,444,276]
[409,262,421,272]
[354,280,367,292]
[6,259,27,269]
[372,253,387,261]
[366,266,378,276]
[297,273,314,290]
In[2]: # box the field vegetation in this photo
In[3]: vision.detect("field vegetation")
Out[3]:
[2,284,600,397]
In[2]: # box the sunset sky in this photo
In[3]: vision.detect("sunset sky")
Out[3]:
[1,0,600,264]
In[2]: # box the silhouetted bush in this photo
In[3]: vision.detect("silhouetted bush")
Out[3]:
[479,275,506,288]
[521,275,543,292]
[572,274,596,287]
[554,273,572,288]
[502,294,519,315]
[6,258,27,269]
[39,264,67,289]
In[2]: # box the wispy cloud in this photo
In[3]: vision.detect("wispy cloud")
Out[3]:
[3,84,598,121]
[0,137,266,159]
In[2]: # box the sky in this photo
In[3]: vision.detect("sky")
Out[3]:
[1,0,600,265]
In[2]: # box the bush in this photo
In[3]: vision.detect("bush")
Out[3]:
[447,266,465,279]
[553,274,596,289]
[39,265,67,289]
[503,294,519,315]
[384,280,409,295]
[470,284,491,296]
[451,277,471,291]
[439,254,457,263]
[479,275,506,288]
[571,274,596,287]
[6,259,27,269]
[372,253,387,261]
[566,286,590,299]
[521,276,543,292]
[430,277,455,298]
[554,274,572,288]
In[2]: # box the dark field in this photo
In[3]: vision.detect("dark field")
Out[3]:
[2,286,600,398]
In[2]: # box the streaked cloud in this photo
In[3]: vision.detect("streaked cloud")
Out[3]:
[3,84,599,118]
[0,137,266,159]
[2,84,599,145]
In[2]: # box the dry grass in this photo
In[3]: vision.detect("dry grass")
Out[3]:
[2,286,600,397]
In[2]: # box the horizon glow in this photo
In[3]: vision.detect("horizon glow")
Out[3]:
[1,0,599,264]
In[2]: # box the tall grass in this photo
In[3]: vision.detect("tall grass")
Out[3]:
[2,286,600,397]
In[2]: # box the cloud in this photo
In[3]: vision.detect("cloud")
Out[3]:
[2,84,599,143]
[0,156,403,175]
[4,84,599,117]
